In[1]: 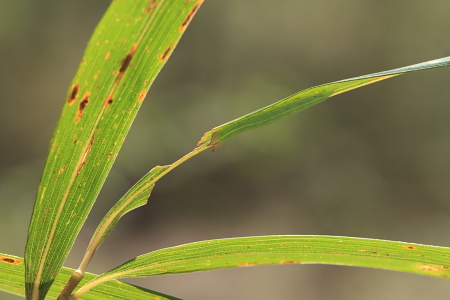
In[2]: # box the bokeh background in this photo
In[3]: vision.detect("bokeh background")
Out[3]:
[1,1,450,299]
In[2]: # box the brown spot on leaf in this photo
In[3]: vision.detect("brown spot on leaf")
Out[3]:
[281,260,297,264]
[94,70,100,80]
[105,94,113,106]
[68,84,79,105]
[418,264,443,272]
[402,245,417,250]
[0,257,22,265]
[58,165,67,175]
[115,44,138,83]
[105,52,111,60]
[120,54,133,73]
[138,89,147,103]
[76,93,90,122]
[145,0,157,13]
[416,264,450,277]
[358,250,369,253]
[238,262,257,267]
[180,1,203,32]
[158,45,172,61]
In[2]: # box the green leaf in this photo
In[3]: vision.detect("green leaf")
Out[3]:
[0,253,180,300]
[77,165,169,274]
[88,166,169,254]
[79,143,211,275]
[74,236,450,298]
[198,56,450,149]
[24,1,204,299]
[56,144,211,298]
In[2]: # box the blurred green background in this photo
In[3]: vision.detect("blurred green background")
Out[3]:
[1,1,450,299]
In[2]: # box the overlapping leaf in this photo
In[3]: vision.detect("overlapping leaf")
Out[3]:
[70,55,450,298]
[24,1,204,299]
[79,144,210,275]
[73,236,450,298]
[0,254,179,300]
[82,166,169,262]
[18,0,450,298]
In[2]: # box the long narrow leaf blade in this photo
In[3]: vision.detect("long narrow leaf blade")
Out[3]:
[25,1,204,299]
[82,144,210,269]
[91,166,169,248]
[81,165,169,269]
[0,254,180,300]
[75,236,450,297]
[198,57,450,149]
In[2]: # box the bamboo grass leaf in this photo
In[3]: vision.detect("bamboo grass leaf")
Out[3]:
[77,144,211,280]
[82,166,169,263]
[57,165,168,298]
[24,1,204,299]
[198,56,450,150]
[73,236,450,298]
[0,254,180,300]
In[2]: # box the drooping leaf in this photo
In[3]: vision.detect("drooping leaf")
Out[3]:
[24,1,204,299]
[198,56,450,149]
[57,166,168,298]
[0,254,180,300]
[73,235,450,298]
[84,166,169,259]
[78,144,211,276]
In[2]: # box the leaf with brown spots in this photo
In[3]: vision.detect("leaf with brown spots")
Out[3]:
[0,253,179,299]
[24,1,204,299]
[73,236,450,298]
[158,45,172,61]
